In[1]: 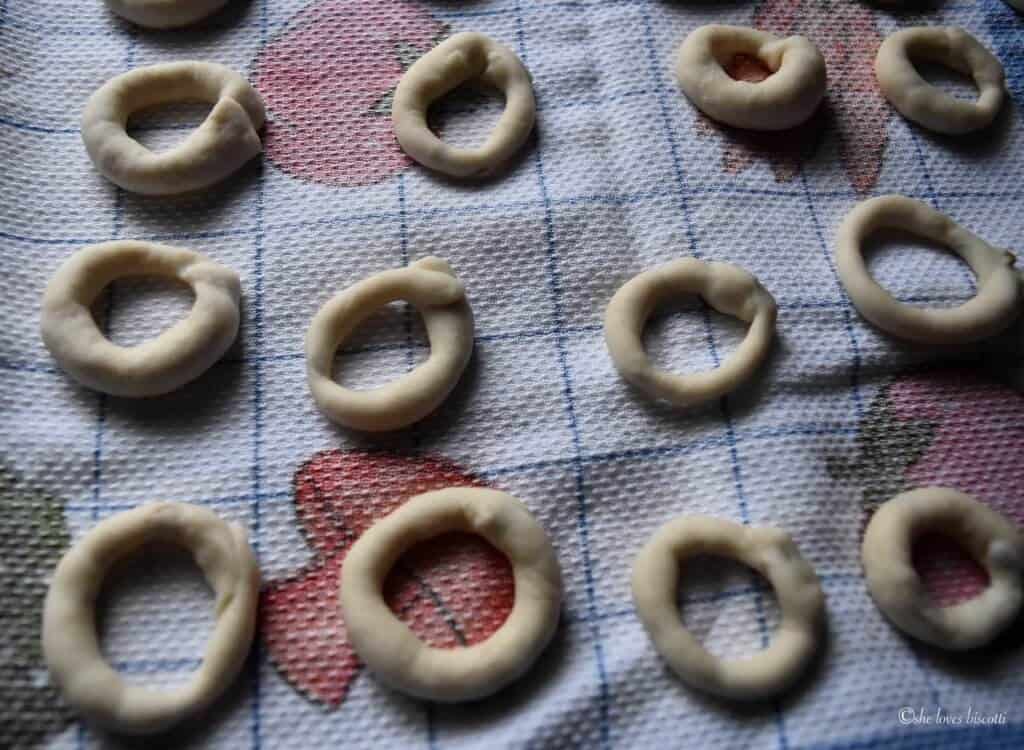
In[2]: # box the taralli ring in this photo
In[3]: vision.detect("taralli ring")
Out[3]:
[862,487,1024,650]
[875,27,1005,135]
[82,62,265,195]
[604,258,777,407]
[392,31,536,177]
[306,257,474,431]
[836,195,1020,344]
[632,516,825,700]
[40,241,242,397]
[104,0,230,28]
[675,25,826,130]
[42,502,260,734]
[339,487,562,701]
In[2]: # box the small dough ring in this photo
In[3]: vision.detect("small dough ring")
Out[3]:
[862,487,1024,650]
[104,0,230,29]
[836,195,1020,344]
[82,61,265,195]
[40,241,241,397]
[675,25,826,130]
[306,257,474,431]
[392,31,536,177]
[604,258,778,407]
[632,516,825,700]
[339,487,562,701]
[42,502,260,734]
[875,27,1005,135]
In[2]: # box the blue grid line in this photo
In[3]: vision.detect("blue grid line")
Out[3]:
[515,3,612,746]
[66,489,293,515]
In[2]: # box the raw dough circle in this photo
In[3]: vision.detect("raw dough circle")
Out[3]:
[835,195,1020,344]
[632,516,824,700]
[875,27,1005,135]
[604,258,778,407]
[339,487,562,701]
[82,61,265,195]
[40,240,242,397]
[675,25,827,130]
[305,257,474,431]
[42,502,260,734]
[862,487,1024,650]
[392,31,536,177]
[104,0,230,28]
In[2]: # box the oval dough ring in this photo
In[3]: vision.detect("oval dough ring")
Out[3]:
[339,486,563,701]
[862,487,1024,650]
[82,61,265,195]
[392,31,536,177]
[604,258,778,407]
[632,516,825,700]
[40,240,242,397]
[305,256,474,431]
[835,195,1020,344]
[104,0,230,29]
[675,24,827,130]
[42,502,260,734]
[875,27,1005,135]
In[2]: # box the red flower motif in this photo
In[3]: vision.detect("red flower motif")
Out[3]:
[252,0,447,188]
[697,0,890,194]
[262,451,515,707]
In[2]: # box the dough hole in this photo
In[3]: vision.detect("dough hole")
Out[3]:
[97,542,213,688]
[725,54,774,83]
[911,59,980,103]
[428,85,506,151]
[677,554,779,661]
[911,532,990,607]
[382,531,515,649]
[330,302,429,390]
[863,229,977,309]
[92,276,196,347]
[128,101,214,152]
[644,303,747,380]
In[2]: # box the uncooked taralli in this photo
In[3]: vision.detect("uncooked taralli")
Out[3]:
[82,61,265,195]
[103,0,230,29]
[835,195,1021,345]
[632,516,825,700]
[40,241,241,397]
[675,25,826,130]
[604,258,777,407]
[339,487,562,701]
[305,257,474,431]
[41,502,260,734]
[862,487,1023,650]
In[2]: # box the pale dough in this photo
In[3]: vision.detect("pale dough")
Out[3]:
[305,257,474,431]
[632,516,825,700]
[862,487,1023,650]
[392,31,536,177]
[104,0,230,29]
[604,258,777,407]
[835,195,1020,344]
[42,502,260,734]
[82,61,265,195]
[676,25,827,130]
[875,27,1005,135]
[339,487,562,701]
[40,240,241,397]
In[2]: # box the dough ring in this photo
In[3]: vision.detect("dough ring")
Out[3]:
[862,487,1024,650]
[104,0,230,29]
[392,31,536,177]
[604,258,778,407]
[836,195,1020,344]
[675,25,826,130]
[305,257,474,431]
[42,502,260,734]
[82,61,265,195]
[875,27,1005,135]
[339,487,562,701]
[40,240,242,397]
[632,516,825,700]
